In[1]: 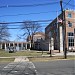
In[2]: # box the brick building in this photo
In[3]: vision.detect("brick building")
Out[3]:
[27,32,45,50]
[45,9,75,52]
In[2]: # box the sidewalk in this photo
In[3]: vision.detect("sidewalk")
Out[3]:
[14,56,29,62]
[53,51,75,56]
[1,57,37,75]
[42,51,75,57]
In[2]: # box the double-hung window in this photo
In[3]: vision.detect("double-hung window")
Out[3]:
[68,32,74,47]
[68,13,72,18]
[68,21,72,27]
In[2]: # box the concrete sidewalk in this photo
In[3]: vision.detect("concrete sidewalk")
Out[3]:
[1,59,37,75]
[14,52,75,62]
[42,52,75,57]
[14,56,29,62]
[53,51,75,56]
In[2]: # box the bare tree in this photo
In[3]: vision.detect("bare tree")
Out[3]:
[21,20,41,39]
[21,20,42,49]
[22,21,41,35]
[0,24,10,41]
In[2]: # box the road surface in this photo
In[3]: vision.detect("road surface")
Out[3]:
[0,60,75,75]
[33,60,75,75]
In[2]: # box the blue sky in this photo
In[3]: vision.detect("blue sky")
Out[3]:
[0,0,74,41]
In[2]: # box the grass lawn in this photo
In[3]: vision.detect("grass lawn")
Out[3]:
[0,58,15,63]
[29,55,75,62]
[0,49,75,62]
[0,50,48,57]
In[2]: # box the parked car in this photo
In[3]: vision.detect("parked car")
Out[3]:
[68,47,75,52]
[8,46,14,53]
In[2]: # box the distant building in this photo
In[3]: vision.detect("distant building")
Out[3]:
[0,41,30,51]
[27,32,45,42]
[33,32,45,50]
[27,32,45,50]
[45,9,75,52]
[33,32,45,42]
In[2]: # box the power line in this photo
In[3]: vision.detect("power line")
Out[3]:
[4,23,49,26]
[4,26,46,29]
[63,2,75,7]
[63,0,73,8]
[0,20,75,26]
[0,19,53,24]
[0,11,59,17]
[0,2,59,8]
[1,23,75,30]
[5,24,75,30]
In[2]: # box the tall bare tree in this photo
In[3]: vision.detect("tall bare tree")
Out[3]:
[22,21,41,35]
[21,20,41,39]
[0,24,10,41]
[21,20,42,49]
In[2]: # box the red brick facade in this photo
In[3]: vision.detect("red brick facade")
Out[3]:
[45,9,75,51]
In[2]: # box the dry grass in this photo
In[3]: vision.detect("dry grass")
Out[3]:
[0,58,15,63]
[0,50,48,57]
[29,55,75,62]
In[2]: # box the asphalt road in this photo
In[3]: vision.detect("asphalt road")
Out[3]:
[33,60,75,75]
[0,62,37,75]
[0,63,9,71]
[0,60,75,75]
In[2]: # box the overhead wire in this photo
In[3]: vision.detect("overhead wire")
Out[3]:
[0,19,53,24]
[0,2,59,8]
[0,19,51,30]
[63,2,75,7]
[0,10,59,17]
[3,25,46,29]
[3,23,49,26]
[0,1,60,18]
[0,0,74,30]
[63,0,73,8]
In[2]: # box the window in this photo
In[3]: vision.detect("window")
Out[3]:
[68,32,74,36]
[68,37,74,46]
[68,32,74,47]
[68,21,72,27]
[49,32,52,37]
[68,13,72,18]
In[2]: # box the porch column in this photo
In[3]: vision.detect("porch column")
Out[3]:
[59,26,63,52]
[13,43,15,47]
[30,42,31,49]
[0,43,2,49]
[51,38,54,50]
[25,43,27,50]
[13,42,15,51]
[1,43,2,49]
[9,43,10,47]
[17,43,19,51]
[49,42,51,52]
[5,43,7,50]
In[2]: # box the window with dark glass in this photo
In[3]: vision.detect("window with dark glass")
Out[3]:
[68,32,74,47]
[68,37,74,46]
[68,21,72,27]
[68,13,72,18]
[68,32,74,36]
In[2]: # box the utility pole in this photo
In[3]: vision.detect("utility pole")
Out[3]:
[60,0,67,59]
[31,33,33,50]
